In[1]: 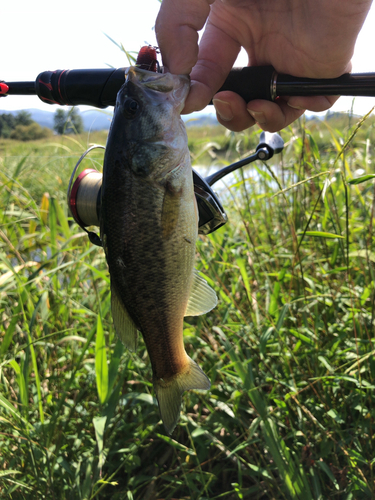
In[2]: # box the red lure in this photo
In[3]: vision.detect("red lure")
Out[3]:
[136,46,159,72]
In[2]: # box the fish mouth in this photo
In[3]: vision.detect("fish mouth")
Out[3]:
[125,66,190,106]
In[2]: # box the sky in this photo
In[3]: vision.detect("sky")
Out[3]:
[1,0,375,117]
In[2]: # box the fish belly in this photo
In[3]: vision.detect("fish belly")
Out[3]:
[103,160,196,380]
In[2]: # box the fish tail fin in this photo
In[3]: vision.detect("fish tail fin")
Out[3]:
[154,357,210,435]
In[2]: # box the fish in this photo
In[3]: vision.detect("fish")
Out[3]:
[100,66,217,434]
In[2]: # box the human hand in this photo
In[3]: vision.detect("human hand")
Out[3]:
[155,0,372,132]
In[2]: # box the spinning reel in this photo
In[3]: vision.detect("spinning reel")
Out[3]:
[67,131,285,245]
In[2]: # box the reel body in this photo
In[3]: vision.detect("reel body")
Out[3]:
[68,167,228,243]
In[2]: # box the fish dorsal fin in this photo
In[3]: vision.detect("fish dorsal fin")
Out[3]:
[111,284,138,351]
[185,270,217,317]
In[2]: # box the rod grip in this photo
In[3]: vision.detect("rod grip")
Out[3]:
[34,66,278,107]
[35,68,126,107]
[215,66,276,102]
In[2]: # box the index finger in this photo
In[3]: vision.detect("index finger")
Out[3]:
[155,0,213,75]
[183,19,241,113]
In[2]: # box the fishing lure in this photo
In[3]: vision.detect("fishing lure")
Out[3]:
[136,45,160,72]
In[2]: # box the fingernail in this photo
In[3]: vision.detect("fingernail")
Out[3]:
[213,99,233,121]
[247,109,266,124]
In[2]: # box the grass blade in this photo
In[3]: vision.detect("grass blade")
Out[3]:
[95,312,108,405]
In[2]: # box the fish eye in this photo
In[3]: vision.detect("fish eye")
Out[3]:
[123,98,139,118]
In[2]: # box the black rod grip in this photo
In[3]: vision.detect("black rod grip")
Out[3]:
[35,68,126,107]
[215,66,276,102]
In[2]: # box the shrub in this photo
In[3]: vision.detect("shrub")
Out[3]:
[9,122,52,141]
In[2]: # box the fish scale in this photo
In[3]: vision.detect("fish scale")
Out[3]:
[105,163,194,378]
[100,65,217,433]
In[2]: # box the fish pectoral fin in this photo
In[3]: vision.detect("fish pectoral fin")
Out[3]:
[111,284,138,352]
[154,356,210,435]
[185,270,218,317]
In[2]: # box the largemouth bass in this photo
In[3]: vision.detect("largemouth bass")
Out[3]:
[100,66,217,434]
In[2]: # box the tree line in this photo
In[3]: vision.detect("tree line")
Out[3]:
[0,111,51,140]
[0,108,83,141]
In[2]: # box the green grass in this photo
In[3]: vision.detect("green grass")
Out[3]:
[1,113,375,499]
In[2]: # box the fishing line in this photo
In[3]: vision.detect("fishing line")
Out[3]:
[67,144,105,246]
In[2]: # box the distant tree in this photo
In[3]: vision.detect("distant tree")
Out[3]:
[10,123,52,141]
[0,111,40,139]
[0,113,16,138]
[69,108,83,134]
[15,110,33,127]
[53,108,83,134]
[53,109,66,135]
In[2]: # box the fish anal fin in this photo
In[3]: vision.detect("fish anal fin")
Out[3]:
[185,270,218,317]
[111,284,138,351]
[154,357,210,434]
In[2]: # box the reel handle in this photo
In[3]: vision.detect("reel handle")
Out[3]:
[3,66,375,108]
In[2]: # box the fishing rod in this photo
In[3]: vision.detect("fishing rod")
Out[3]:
[3,49,374,240]
[2,66,375,108]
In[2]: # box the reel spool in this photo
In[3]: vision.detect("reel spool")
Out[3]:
[69,169,102,227]
[67,145,228,245]
[67,145,105,247]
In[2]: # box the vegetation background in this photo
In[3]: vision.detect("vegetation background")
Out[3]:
[1,108,375,499]
[0,109,84,140]
[0,111,51,142]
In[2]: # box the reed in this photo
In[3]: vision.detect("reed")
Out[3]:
[1,113,375,499]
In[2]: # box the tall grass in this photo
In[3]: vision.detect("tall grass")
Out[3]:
[1,114,375,499]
